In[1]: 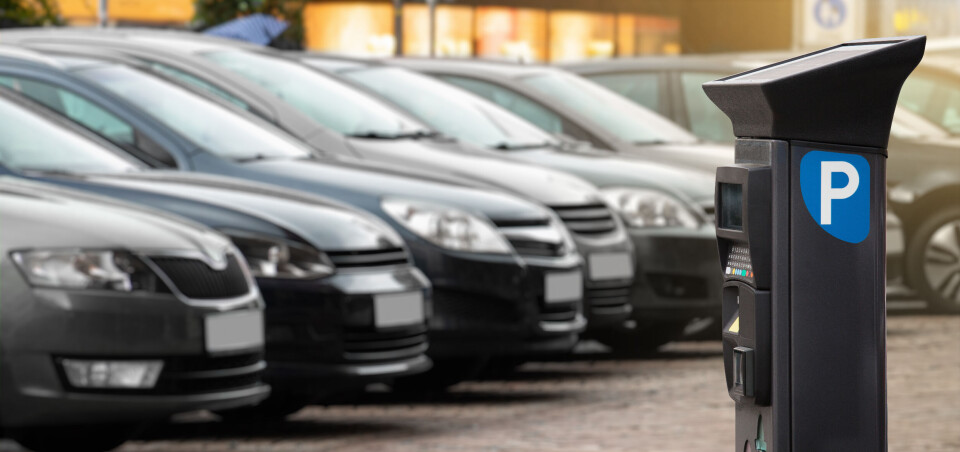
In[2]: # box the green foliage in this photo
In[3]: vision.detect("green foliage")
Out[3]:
[193,0,306,49]
[0,0,64,28]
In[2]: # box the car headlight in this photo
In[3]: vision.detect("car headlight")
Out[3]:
[382,199,513,254]
[599,188,700,229]
[226,233,335,280]
[11,250,164,291]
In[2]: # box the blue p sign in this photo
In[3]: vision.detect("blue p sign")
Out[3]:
[800,151,870,243]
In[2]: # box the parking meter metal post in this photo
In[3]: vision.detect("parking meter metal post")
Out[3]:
[703,36,925,452]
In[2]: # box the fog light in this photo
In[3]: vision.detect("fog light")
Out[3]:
[61,359,163,389]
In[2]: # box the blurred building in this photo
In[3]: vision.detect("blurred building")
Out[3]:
[47,0,960,61]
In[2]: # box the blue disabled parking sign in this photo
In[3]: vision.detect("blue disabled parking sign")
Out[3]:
[800,150,870,243]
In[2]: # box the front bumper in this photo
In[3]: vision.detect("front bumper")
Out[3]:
[573,234,636,330]
[0,279,268,428]
[408,244,586,358]
[255,264,432,394]
[628,224,723,322]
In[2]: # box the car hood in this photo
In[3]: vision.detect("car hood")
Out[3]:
[347,137,602,206]
[230,158,553,223]
[627,142,734,174]
[504,147,717,207]
[0,177,231,254]
[35,171,404,252]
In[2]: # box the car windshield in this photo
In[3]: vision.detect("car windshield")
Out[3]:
[520,70,699,145]
[75,65,313,161]
[204,50,428,138]
[0,96,141,174]
[336,65,556,149]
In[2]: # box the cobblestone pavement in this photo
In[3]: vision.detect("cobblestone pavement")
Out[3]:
[3,315,957,451]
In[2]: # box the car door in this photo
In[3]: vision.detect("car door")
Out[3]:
[0,73,188,169]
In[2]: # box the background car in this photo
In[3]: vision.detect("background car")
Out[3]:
[567,54,960,312]
[0,86,433,418]
[0,47,587,388]
[0,177,268,452]
[388,58,734,173]
[303,54,724,349]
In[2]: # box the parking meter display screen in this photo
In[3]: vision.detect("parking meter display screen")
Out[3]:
[719,183,743,231]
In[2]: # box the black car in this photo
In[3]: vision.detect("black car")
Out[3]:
[302,54,725,349]
[0,177,269,452]
[0,86,432,418]
[0,47,586,388]
[567,55,960,312]
[0,28,638,336]
[385,58,735,173]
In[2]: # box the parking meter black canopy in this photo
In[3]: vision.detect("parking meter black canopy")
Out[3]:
[703,36,926,149]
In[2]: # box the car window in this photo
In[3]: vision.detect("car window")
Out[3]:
[898,74,937,117]
[520,70,699,145]
[680,72,736,143]
[75,64,313,161]
[900,73,960,135]
[340,66,554,148]
[146,61,251,112]
[203,50,428,138]
[0,95,141,174]
[0,75,179,167]
[586,72,662,113]
[437,74,565,134]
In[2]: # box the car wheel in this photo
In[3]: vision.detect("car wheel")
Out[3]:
[8,424,137,452]
[907,206,960,313]
[392,357,488,392]
[593,320,689,356]
[215,397,308,423]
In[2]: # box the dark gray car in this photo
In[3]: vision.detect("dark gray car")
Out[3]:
[0,177,269,452]
[0,87,432,418]
[301,55,724,349]
[384,58,735,173]
[0,46,586,388]
[0,29,638,335]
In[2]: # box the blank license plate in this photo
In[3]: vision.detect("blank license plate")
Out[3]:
[589,252,634,280]
[205,310,264,353]
[374,292,425,328]
[545,271,583,304]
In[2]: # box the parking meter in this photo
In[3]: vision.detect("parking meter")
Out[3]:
[703,36,925,452]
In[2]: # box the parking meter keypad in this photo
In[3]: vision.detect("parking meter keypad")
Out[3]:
[725,243,754,280]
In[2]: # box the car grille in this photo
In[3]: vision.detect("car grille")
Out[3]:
[342,325,429,361]
[326,247,410,268]
[586,281,632,312]
[149,254,250,299]
[551,203,618,235]
[539,303,580,323]
[492,218,566,258]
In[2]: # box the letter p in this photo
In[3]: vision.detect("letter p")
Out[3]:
[820,161,859,225]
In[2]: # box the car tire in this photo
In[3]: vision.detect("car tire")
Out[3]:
[391,357,489,392]
[593,320,689,355]
[906,206,960,313]
[214,397,308,423]
[8,424,137,452]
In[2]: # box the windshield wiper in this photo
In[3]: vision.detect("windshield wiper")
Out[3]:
[632,139,668,146]
[347,130,442,140]
[234,153,292,163]
[492,141,551,151]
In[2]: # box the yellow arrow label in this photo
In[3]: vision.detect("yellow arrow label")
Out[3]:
[728,316,740,333]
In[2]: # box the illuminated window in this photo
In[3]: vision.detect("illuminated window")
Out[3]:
[55,0,195,24]
[475,7,547,62]
[303,2,395,56]
[548,11,615,62]
[402,4,474,57]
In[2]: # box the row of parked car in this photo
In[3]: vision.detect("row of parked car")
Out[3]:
[0,27,953,452]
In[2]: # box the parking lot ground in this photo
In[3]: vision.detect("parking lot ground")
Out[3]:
[3,314,957,452]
